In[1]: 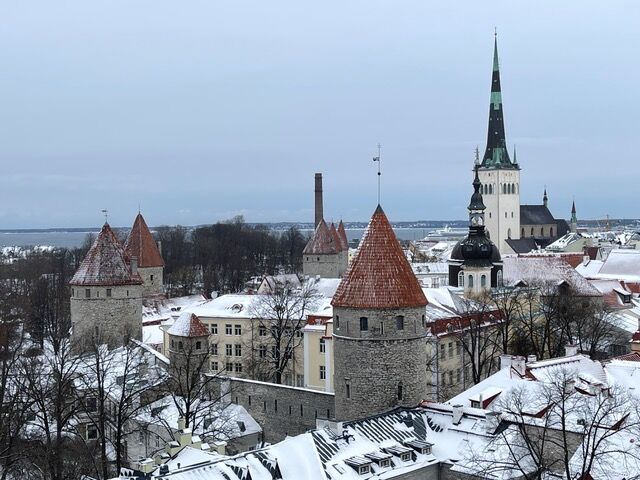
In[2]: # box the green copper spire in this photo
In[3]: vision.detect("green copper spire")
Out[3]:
[480,33,518,170]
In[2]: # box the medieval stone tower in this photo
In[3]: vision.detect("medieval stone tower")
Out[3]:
[70,223,143,350]
[332,205,429,421]
[166,311,210,373]
[124,213,165,296]
[477,35,521,253]
[449,167,503,297]
[303,173,348,278]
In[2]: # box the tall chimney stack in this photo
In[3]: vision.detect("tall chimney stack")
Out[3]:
[314,173,323,227]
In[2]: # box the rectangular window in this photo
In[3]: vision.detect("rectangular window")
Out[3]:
[456,341,462,356]
[456,368,461,383]
[225,324,232,335]
[211,323,218,335]
[225,362,233,373]
[335,315,339,329]
[259,325,267,336]
[380,321,384,335]
[448,371,453,385]
[87,425,98,440]
[359,316,368,331]
[211,343,218,355]
[85,397,97,413]
[106,288,112,298]
[85,289,91,298]
[448,342,453,358]
[235,363,243,373]
[150,274,154,282]
[297,375,304,387]
[235,344,242,357]
[211,361,219,371]
[346,382,351,399]
[440,344,445,359]
[259,345,267,358]
[395,315,404,330]
[235,325,242,336]
[319,338,326,353]
[225,344,233,356]
[320,366,326,380]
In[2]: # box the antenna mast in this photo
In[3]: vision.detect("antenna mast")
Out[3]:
[101,209,109,224]
[372,143,382,204]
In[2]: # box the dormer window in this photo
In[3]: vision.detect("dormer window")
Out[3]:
[401,452,411,462]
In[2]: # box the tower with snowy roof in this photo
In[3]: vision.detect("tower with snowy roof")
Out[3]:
[166,311,210,372]
[124,213,165,296]
[477,34,521,254]
[70,222,143,350]
[331,205,429,421]
[302,173,348,278]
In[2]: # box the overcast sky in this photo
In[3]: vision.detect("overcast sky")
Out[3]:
[1,1,638,228]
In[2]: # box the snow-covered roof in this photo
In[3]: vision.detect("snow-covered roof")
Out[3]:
[594,249,640,282]
[166,312,209,338]
[502,255,601,296]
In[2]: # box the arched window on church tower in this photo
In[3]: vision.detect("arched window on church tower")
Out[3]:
[468,275,474,288]
[541,227,544,236]
[490,184,493,194]
[502,184,506,194]
[521,228,525,237]
[531,228,534,236]
[481,275,487,287]
[550,227,554,237]
[458,271,464,287]
[508,228,511,239]
[497,270,503,287]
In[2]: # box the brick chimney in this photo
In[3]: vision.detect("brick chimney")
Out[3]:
[314,173,323,227]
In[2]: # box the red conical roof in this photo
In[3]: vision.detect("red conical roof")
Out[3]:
[70,223,142,286]
[124,213,165,268]
[332,206,427,309]
[167,312,209,338]
[337,221,349,251]
[329,223,342,251]
[303,219,339,255]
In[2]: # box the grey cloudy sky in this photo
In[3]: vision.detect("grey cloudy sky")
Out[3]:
[1,1,639,229]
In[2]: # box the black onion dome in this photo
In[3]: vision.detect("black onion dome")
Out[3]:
[469,168,486,211]
[450,234,501,266]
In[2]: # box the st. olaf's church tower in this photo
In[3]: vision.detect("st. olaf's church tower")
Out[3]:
[476,35,521,254]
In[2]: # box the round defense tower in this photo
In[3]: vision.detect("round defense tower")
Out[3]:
[69,223,143,351]
[332,205,428,421]
[166,312,210,373]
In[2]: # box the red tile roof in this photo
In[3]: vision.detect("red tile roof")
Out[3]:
[70,223,143,286]
[124,213,165,268]
[167,312,209,338]
[329,223,342,251]
[303,219,339,255]
[332,205,427,309]
[337,220,349,251]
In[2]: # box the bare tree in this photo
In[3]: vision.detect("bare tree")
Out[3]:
[467,366,640,480]
[247,280,319,384]
[446,293,502,386]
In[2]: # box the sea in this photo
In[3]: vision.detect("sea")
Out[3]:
[0,227,461,249]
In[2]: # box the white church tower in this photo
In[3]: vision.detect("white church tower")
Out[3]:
[477,35,520,254]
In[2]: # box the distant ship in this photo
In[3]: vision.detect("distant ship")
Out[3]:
[423,225,467,240]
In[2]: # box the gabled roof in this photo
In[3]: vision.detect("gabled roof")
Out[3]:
[332,205,427,309]
[303,219,339,255]
[520,205,556,225]
[505,237,539,254]
[70,223,142,286]
[166,312,209,338]
[124,213,165,268]
[337,220,349,251]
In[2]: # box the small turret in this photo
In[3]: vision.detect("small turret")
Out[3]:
[543,188,548,208]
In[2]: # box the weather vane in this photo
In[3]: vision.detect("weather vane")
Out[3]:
[101,209,109,223]
[372,143,382,204]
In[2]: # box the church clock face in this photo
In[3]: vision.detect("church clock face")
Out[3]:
[471,215,484,226]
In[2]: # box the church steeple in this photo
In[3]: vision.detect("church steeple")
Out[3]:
[570,200,578,233]
[543,187,548,207]
[481,34,517,169]
[468,166,486,232]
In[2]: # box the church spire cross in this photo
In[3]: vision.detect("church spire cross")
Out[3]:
[372,143,382,205]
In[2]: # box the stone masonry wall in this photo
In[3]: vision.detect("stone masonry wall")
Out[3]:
[213,376,335,443]
[303,253,344,279]
[137,266,164,296]
[70,284,142,350]
[333,306,429,421]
